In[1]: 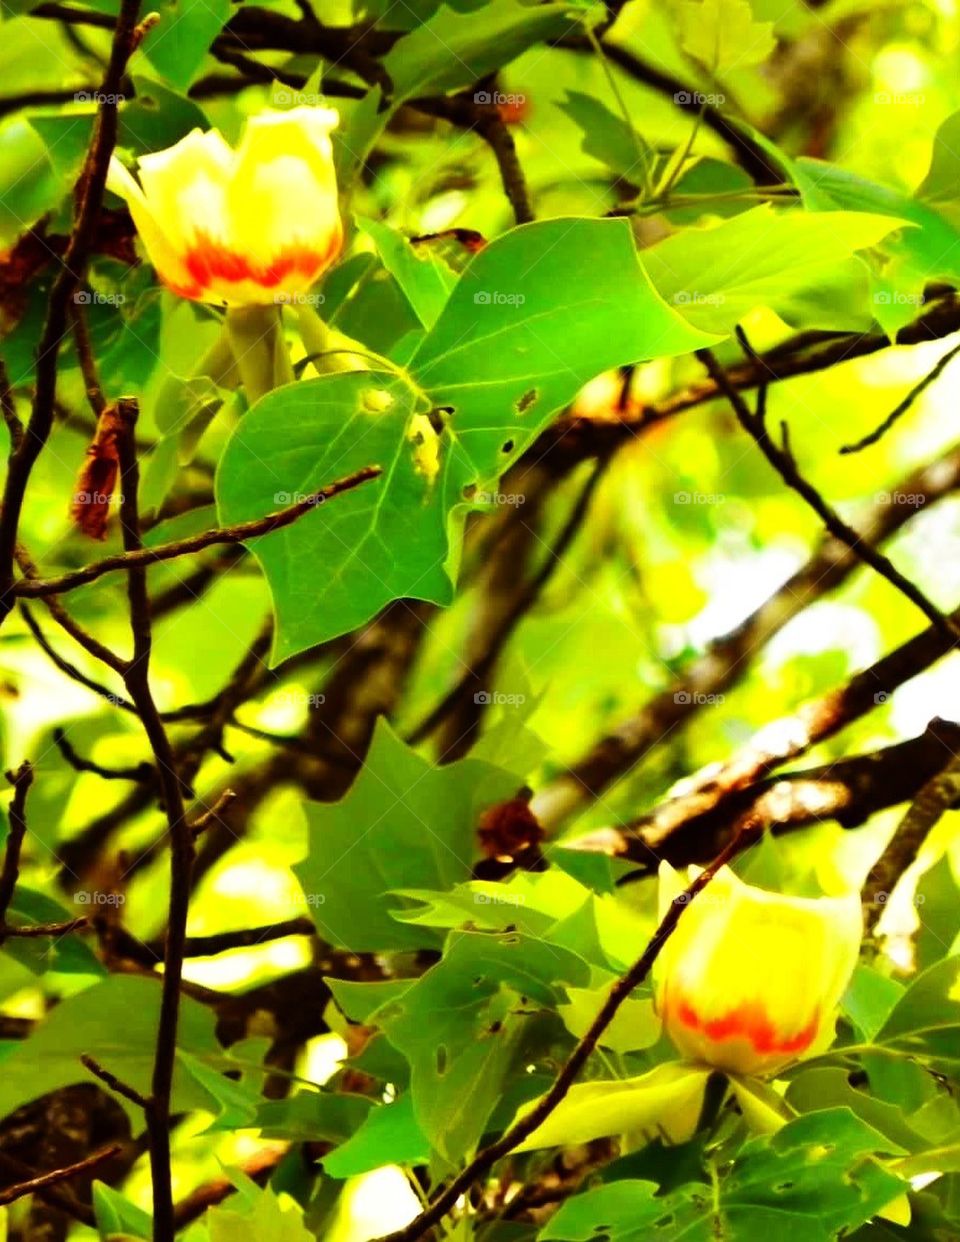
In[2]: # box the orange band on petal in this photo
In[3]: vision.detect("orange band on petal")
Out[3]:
[181,231,342,297]
[673,996,819,1056]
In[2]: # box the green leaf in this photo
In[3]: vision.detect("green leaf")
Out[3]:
[791,158,960,334]
[872,956,960,1064]
[178,1049,262,1131]
[140,0,231,90]
[542,1109,905,1241]
[513,1063,711,1151]
[207,1179,313,1242]
[360,217,459,330]
[890,1143,960,1180]
[914,110,960,226]
[674,0,776,72]
[372,928,589,1161]
[93,1181,153,1240]
[327,978,414,1024]
[915,855,960,970]
[558,91,653,184]
[842,964,905,1041]
[254,1092,372,1144]
[3,886,105,979]
[643,205,908,333]
[216,217,712,659]
[786,1067,920,1154]
[0,975,222,1125]
[338,0,591,178]
[323,1092,431,1177]
[0,118,72,250]
[727,1075,796,1135]
[294,718,520,951]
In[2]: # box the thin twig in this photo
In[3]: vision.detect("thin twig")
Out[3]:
[70,300,108,417]
[80,1053,151,1109]
[0,762,34,932]
[158,916,316,958]
[54,728,153,782]
[699,336,960,645]
[4,916,88,937]
[15,464,382,599]
[190,789,237,838]
[841,340,960,454]
[0,1149,95,1226]
[379,827,754,1242]
[17,545,128,674]
[19,603,134,707]
[0,1145,121,1206]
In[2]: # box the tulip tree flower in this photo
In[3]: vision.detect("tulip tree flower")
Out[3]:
[108,107,343,404]
[655,862,863,1077]
[106,107,342,307]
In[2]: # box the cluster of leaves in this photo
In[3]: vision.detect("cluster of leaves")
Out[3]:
[3,0,960,1238]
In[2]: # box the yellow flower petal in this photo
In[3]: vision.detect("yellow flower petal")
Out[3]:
[108,108,342,307]
[655,862,862,1076]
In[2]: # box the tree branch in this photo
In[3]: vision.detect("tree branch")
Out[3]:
[113,401,189,1241]
[0,0,143,626]
[533,439,960,828]
[600,719,960,869]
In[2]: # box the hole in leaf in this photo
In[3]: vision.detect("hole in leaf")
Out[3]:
[516,388,538,414]
[774,1181,794,1194]
[501,439,515,454]
[462,483,478,500]
[435,1045,448,1075]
